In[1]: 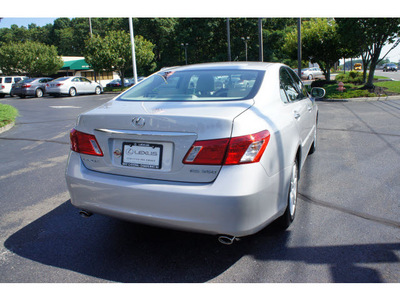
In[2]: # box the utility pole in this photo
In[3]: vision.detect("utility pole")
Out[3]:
[129,17,138,85]
[181,43,189,65]
[297,18,302,78]
[258,18,263,62]
[227,18,231,61]
[241,36,250,61]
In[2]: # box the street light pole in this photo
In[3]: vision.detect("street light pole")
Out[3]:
[129,17,138,85]
[258,18,263,62]
[241,36,250,61]
[297,18,302,78]
[227,18,231,61]
[181,43,189,65]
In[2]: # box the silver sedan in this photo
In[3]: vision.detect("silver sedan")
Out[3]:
[46,76,103,97]
[65,62,325,243]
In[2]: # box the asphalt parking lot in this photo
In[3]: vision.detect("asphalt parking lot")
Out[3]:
[0,93,399,283]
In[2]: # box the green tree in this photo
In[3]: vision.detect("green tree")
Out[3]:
[336,18,400,89]
[84,31,155,86]
[0,41,63,76]
[283,18,344,80]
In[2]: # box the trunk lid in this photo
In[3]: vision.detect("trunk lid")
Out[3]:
[75,99,253,183]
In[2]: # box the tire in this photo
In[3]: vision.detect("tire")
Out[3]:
[35,88,43,98]
[308,74,313,80]
[69,88,76,97]
[276,159,299,230]
[95,86,101,95]
[19,95,26,99]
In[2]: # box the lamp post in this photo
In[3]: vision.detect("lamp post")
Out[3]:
[181,43,189,65]
[241,36,250,61]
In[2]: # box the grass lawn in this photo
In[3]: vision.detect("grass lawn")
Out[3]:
[0,103,18,127]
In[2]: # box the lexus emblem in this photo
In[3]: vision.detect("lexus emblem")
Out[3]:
[132,117,145,128]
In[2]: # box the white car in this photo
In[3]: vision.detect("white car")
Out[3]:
[0,76,27,98]
[46,76,103,97]
[65,62,325,244]
[300,67,324,80]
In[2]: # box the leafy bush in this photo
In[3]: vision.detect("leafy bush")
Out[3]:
[335,71,364,84]
[0,103,18,127]
[324,83,377,99]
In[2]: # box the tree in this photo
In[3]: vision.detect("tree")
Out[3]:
[0,41,63,76]
[283,18,344,81]
[336,18,400,89]
[84,31,155,86]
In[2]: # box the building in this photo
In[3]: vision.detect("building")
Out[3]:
[59,57,119,86]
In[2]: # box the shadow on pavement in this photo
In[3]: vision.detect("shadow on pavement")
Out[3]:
[4,200,400,283]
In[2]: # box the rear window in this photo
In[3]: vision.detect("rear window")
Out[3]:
[5,78,12,83]
[20,78,35,84]
[54,77,69,82]
[118,69,264,101]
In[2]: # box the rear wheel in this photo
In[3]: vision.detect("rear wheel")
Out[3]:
[35,88,43,98]
[95,86,101,95]
[69,88,76,97]
[276,159,298,230]
[307,74,313,80]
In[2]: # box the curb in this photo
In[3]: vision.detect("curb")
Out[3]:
[0,122,15,134]
[318,95,400,102]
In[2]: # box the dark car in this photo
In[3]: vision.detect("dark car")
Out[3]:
[106,79,132,88]
[12,77,54,98]
[383,64,398,72]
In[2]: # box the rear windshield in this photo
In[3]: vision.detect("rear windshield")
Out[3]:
[118,69,264,101]
[20,78,35,84]
[54,77,69,82]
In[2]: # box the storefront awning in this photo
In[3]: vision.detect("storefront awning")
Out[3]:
[61,59,91,71]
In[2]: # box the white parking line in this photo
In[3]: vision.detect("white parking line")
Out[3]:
[49,106,81,109]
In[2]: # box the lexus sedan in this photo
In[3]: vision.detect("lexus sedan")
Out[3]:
[66,62,325,243]
[11,77,54,98]
[46,76,103,97]
[300,67,324,80]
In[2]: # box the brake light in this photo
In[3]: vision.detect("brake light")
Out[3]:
[22,84,31,88]
[70,129,103,156]
[183,130,270,165]
[56,83,63,87]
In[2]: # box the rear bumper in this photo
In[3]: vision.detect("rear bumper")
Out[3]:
[12,88,36,96]
[65,151,287,237]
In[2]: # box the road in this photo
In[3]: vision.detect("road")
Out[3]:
[375,70,400,81]
[0,94,399,283]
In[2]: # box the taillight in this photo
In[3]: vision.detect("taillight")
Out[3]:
[183,130,270,165]
[56,83,63,87]
[70,129,103,156]
[22,84,31,88]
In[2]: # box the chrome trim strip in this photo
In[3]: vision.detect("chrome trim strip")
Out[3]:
[95,128,196,137]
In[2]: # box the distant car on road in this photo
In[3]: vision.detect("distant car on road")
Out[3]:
[46,76,103,97]
[299,67,324,80]
[0,76,27,98]
[106,79,133,88]
[11,77,54,98]
[383,63,398,72]
[354,63,362,70]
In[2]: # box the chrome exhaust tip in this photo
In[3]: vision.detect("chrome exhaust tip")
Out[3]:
[218,235,239,245]
[79,210,93,218]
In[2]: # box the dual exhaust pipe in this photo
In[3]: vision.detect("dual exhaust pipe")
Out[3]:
[79,210,238,245]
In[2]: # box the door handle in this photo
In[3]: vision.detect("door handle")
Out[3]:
[307,105,313,112]
[294,111,301,120]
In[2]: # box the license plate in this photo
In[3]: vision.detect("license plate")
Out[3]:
[122,142,163,169]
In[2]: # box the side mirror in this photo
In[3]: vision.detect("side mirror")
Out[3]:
[310,87,326,99]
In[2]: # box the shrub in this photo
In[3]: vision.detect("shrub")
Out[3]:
[0,103,18,127]
[335,71,364,84]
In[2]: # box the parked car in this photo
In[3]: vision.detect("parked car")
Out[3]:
[383,63,398,72]
[11,77,54,98]
[66,62,325,243]
[0,76,27,98]
[299,67,324,80]
[106,79,132,88]
[46,76,103,97]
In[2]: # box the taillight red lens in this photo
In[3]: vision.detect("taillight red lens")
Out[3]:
[22,84,31,88]
[70,129,103,156]
[183,130,270,165]
[56,83,63,87]
[224,130,270,165]
[183,138,229,165]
